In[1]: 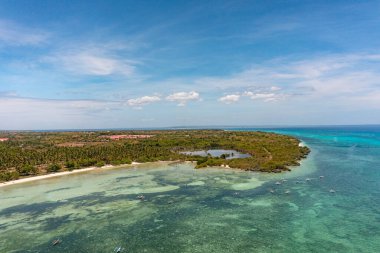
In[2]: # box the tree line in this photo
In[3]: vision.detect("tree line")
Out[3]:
[0,130,310,181]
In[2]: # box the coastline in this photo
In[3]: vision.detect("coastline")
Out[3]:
[0,161,151,188]
[0,140,310,188]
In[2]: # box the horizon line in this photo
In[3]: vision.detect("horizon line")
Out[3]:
[0,124,379,132]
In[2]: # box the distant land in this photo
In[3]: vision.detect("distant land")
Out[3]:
[0,124,379,132]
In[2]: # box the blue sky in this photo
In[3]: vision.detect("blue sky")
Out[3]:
[0,0,380,129]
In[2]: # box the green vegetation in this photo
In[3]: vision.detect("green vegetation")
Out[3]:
[0,171,19,181]
[96,161,105,167]
[0,130,310,182]
[47,164,62,173]
[65,161,77,171]
[16,164,37,176]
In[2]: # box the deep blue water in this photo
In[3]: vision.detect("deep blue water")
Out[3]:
[0,126,379,252]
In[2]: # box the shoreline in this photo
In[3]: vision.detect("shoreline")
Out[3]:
[0,161,173,188]
[0,151,310,189]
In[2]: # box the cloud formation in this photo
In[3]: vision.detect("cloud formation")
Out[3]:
[46,51,136,77]
[127,95,161,108]
[161,53,380,108]
[166,91,200,106]
[0,20,48,46]
[218,94,240,104]
[243,92,284,102]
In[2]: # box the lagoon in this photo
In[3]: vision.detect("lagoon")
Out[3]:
[180,149,251,159]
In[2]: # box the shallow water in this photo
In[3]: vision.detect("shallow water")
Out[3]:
[0,126,379,252]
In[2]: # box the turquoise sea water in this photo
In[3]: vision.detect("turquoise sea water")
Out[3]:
[0,126,379,252]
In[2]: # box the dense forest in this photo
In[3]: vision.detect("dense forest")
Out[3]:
[0,130,310,181]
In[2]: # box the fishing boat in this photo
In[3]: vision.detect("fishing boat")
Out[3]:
[114,246,123,252]
[52,239,61,246]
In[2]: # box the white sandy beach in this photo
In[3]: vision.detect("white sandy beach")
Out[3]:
[0,162,146,188]
[0,167,98,188]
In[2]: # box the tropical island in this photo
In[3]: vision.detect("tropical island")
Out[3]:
[0,130,310,182]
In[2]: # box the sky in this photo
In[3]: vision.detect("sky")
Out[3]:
[0,0,380,130]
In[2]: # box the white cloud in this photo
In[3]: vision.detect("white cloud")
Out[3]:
[167,54,374,93]
[47,51,136,77]
[218,94,240,104]
[160,53,380,108]
[243,92,284,102]
[166,91,200,106]
[127,95,161,108]
[0,20,48,46]
[270,86,281,91]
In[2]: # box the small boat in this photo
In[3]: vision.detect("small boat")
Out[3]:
[52,239,61,246]
[319,176,324,179]
[329,189,336,193]
[269,189,275,194]
[275,181,281,185]
[281,179,287,183]
[305,178,311,182]
[114,246,123,253]
[285,190,290,194]
[137,195,145,200]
